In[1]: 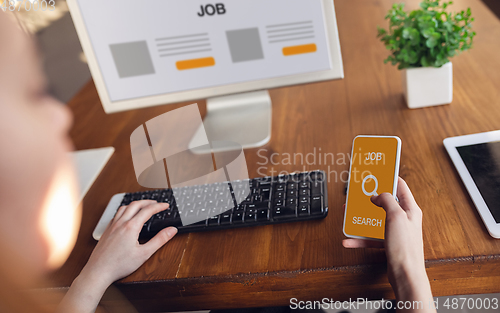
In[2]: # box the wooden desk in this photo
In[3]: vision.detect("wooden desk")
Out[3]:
[48,0,500,311]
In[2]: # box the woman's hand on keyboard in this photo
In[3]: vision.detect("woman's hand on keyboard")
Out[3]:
[84,200,177,285]
[58,200,177,313]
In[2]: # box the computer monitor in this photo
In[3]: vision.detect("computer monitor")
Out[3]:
[68,0,343,152]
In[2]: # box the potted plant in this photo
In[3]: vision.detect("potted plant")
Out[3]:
[377,0,476,109]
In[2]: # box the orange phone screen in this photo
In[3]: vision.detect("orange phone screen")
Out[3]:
[344,136,400,240]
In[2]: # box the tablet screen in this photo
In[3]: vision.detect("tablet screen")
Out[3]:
[457,141,500,223]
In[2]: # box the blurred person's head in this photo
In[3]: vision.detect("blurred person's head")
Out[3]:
[0,10,81,300]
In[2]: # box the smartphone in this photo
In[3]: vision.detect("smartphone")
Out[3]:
[343,135,401,240]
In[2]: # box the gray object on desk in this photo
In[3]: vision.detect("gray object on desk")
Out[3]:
[70,147,115,202]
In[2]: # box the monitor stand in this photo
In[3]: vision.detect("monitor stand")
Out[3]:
[190,90,271,153]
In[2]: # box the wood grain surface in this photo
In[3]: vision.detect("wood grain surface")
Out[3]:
[44,0,500,311]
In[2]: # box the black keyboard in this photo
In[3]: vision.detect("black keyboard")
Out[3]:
[118,170,328,239]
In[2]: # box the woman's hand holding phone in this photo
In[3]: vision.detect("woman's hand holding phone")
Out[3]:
[343,178,436,313]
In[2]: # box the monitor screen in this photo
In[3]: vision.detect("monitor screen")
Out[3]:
[75,0,334,103]
[457,141,500,223]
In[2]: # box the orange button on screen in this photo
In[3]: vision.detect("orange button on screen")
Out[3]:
[282,43,317,56]
[176,57,215,70]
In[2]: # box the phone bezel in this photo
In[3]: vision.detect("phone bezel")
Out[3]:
[343,135,402,241]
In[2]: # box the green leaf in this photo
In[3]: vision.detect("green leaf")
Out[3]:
[422,28,435,38]
[377,26,387,37]
[421,55,430,67]
[426,37,438,48]
[409,50,419,63]
[444,22,453,32]
[402,28,411,39]
[410,28,421,45]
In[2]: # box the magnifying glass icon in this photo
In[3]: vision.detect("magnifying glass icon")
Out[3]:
[362,175,378,196]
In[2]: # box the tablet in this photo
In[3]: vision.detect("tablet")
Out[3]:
[444,130,500,239]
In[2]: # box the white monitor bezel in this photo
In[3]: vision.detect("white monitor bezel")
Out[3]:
[67,0,344,113]
[443,130,500,239]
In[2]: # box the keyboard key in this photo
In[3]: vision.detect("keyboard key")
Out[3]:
[299,196,310,204]
[299,182,310,189]
[122,194,132,203]
[286,198,297,207]
[182,208,197,218]
[163,210,175,219]
[312,182,322,196]
[232,212,244,224]
[178,201,194,213]
[252,194,262,203]
[216,197,232,208]
[234,188,249,200]
[261,191,270,201]
[275,183,286,191]
[257,209,269,221]
[202,186,214,195]
[220,213,231,225]
[208,216,220,226]
[198,207,210,219]
[298,205,310,216]
[311,196,323,215]
[274,198,284,206]
[257,179,271,186]
[254,201,270,209]
[193,193,205,202]
[287,183,298,190]
[275,191,285,199]
[287,189,297,198]
[244,212,256,223]
[299,189,310,196]
[273,207,296,220]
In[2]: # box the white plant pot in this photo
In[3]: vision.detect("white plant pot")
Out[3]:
[401,62,453,109]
